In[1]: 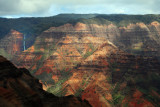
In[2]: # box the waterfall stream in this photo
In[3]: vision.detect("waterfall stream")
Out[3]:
[24,35,26,51]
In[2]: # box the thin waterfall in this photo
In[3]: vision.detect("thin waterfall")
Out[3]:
[24,34,26,51]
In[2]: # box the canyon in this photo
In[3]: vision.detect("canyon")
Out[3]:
[0,29,23,59]
[0,55,91,107]
[0,14,160,107]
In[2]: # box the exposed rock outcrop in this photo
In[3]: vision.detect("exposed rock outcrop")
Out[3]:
[60,41,160,107]
[46,22,160,57]
[7,21,160,70]
[0,55,91,107]
[0,30,23,59]
[4,21,160,107]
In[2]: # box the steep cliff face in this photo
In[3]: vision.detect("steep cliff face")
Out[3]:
[13,36,107,89]
[47,22,120,42]
[37,21,160,56]
[0,55,91,107]
[0,29,23,59]
[11,21,160,71]
[117,21,160,56]
[58,41,121,107]
[46,21,160,55]
[8,21,160,107]
[57,42,160,107]
[12,24,108,76]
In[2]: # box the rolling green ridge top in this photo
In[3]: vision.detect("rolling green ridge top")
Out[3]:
[0,14,160,40]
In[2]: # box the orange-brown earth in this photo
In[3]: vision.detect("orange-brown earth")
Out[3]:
[0,29,23,58]
[118,21,160,55]
[2,21,160,107]
[0,55,91,107]
[59,41,125,107]
[59,41,160,107]
[123,90,154,107]
[10,21,160,69]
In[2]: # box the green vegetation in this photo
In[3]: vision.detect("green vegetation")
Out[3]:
[36,72,55,85]
[29,40,57,74]
[45,66,72,97]
[0,48,12,59]
[112,92,125,105]
[70,14,160,27]
[0,14,97,40]
[76,46,83,55]
[134,73,160,107]
[73,17,112,25]
[74,73,94,97]
[107,54,160,106]
[59,68,71,79]
[83,44,96,59]
[1,14,159,48]
[47,87,67,97]
[96,14,160,26]
[107,83,125,106]
[74,88,84,97]
[47,72,71,97]
[83,51,93,59]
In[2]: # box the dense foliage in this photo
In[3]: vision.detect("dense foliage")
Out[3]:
[1,14,160,40]
[0,14,98,39]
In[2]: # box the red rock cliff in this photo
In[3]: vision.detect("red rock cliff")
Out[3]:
[0,29,23,55]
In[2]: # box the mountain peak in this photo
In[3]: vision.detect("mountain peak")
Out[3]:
[10,29,23,36]
[151,21,160,26]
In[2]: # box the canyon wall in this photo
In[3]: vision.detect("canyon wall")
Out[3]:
[0,19,160,107]
[0,55,91,107]
[0,29,23,59]
[10,21,160,70]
